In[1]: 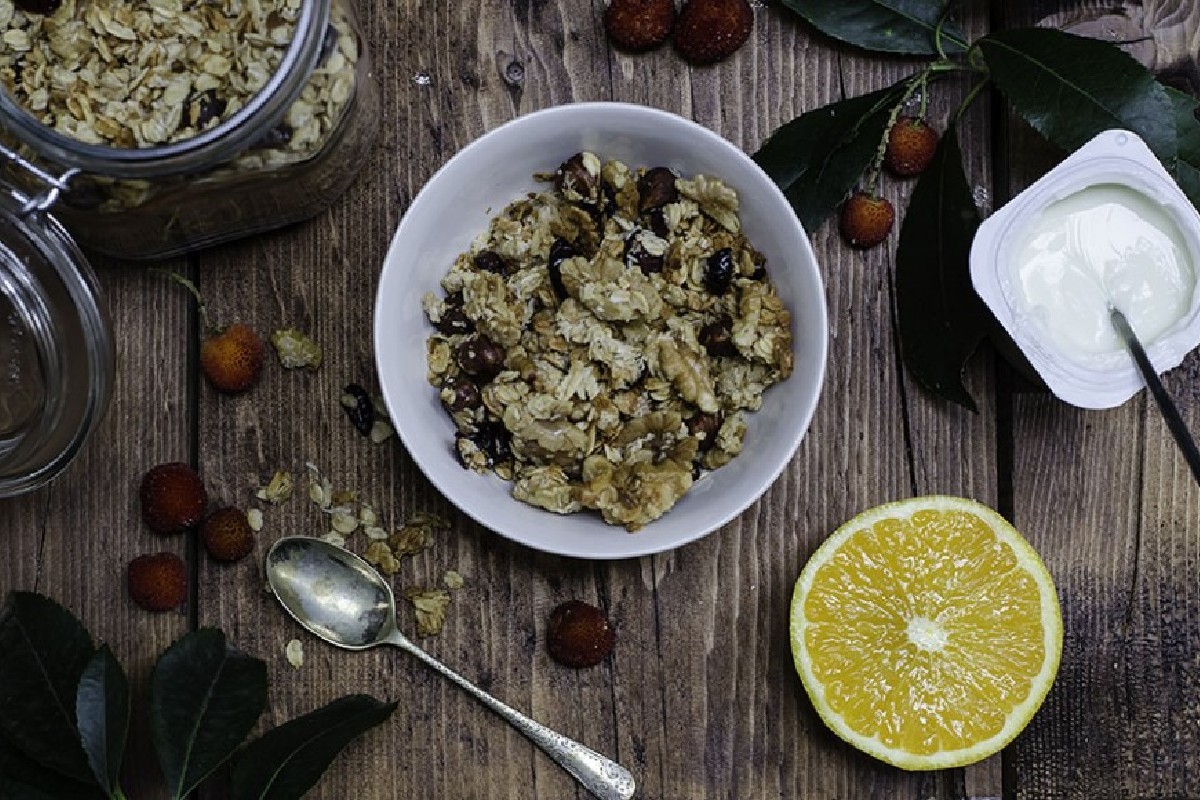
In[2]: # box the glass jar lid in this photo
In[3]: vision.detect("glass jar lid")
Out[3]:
[0,166,112,497]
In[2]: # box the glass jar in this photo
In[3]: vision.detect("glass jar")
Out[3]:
[0,0,379,495]
[0,0,380,259]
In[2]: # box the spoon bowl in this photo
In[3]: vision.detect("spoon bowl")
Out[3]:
[264,536,635,800]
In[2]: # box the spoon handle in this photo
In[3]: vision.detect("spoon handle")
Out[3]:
[385,630,636,800]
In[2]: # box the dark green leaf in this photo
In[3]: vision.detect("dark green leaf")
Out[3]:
[978,28,1176,162]
[76,645,129,798]
[1166,86,1200,211]
[230,695,397,800]
[779,0,967,55]
[150,628,267,800]
[754,83,907,232]
[0,735,107,800]
[895,123,985,410]
[0,592,96,784]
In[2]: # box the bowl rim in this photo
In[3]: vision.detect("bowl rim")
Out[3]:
[374,101,828,559]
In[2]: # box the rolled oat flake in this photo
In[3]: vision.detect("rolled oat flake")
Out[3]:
[0,143,112,497]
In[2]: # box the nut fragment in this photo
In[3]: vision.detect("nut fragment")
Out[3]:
[271,329,325,370]
[406,589,452,637]
[256,470,294,504]
[285,639,304,669]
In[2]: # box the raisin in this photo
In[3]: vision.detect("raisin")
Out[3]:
[546,600,615,668]
[341,384,374,436]
[190,91,226,128]
[319,23,339,62]
[15,0,60,14]
[647,207,670,238]
[687,411,723,451]
[435,306,474,336]
[473,250,508,274]
[625,237,664,275]
[554,153,598,202]
[547,238,575,300]
[480,421,512,465]
[704,248,735,295]
[455,335,505,379]
[637,167,678,212]
[443,377,481,411]
[698,317,737,357]
[252,124,292,150]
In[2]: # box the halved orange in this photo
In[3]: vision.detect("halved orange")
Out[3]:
[789,496,1062,770]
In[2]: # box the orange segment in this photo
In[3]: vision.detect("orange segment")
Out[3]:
[790,496,1062,770]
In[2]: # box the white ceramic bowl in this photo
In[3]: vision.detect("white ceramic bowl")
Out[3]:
[374,102,827,559]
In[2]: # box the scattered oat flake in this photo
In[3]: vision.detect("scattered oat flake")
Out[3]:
[256,470,294,504]
[331,510,359,534]
[320,531,347,548]
[369,419,394,444]
[247,508,264,532]
[364,525,388,540]
[271,328,324,370]
[405,588,451,636]
[285,639,304,668]
[443,570,464,590]
[359,505,377,526]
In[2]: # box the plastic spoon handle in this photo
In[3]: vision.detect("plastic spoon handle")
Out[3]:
[1110,307,1200,485]
[384,630,636,800]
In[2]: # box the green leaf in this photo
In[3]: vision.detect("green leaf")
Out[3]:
[150,629,268,800]
[978,28,1176,162]
[754,83,907,232]
[76,646,130,798]
[0,592,96,784]
[895,123,985,410]
[0,735,107,800]
[230,695,397,800]
[779,0,968,56]
[1166,86,1200,211]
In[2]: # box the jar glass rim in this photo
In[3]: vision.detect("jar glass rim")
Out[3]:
[0,0,330,180]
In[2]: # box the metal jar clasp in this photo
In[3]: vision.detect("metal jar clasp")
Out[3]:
[0,138,79,216]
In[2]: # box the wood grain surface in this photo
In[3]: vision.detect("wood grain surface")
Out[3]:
[1,0,1197,798]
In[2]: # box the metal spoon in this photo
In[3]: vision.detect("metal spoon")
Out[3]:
[264,536,636,800]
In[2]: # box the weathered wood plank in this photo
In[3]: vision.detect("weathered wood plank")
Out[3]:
[0,255,193,798]
[1000,1,1200,798]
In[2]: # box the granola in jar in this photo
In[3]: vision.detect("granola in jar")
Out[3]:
[0,0,378,258]
[422,152,795,531]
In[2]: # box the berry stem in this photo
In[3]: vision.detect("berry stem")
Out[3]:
[150,268,211,332]
[954,77,991,123]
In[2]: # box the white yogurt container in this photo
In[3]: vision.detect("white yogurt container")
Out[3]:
[971,129,1200,409]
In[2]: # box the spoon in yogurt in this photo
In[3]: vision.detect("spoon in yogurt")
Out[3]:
[1109,305,1200,485]
[264,536,636,800]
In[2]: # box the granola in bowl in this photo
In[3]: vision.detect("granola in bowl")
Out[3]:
[422,151,794,532]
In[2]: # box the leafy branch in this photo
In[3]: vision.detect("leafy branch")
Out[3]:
[0,592,396,800]
[757,0,1200,409]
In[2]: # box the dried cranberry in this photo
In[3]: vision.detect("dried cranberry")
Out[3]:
[687,412,723,450]
[625,236,664,275]
[435,306,474,336]
[699,317,737,357]
[546,600,615,668]
[341,384,374,436]
[547,238,575,300]
[443,377,481,411]
[637,167,677,212]
[704,248,735,296]
[479,421,512,464]
[455,335,505,379]
[473,250,508,274]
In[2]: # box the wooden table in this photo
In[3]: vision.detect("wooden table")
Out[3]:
[4,1,1198,798]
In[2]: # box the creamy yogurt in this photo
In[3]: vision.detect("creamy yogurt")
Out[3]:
[1009,183,1195,367]
[971,129,1200,409]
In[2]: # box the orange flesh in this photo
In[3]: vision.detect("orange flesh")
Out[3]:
[803,509,1046,755]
